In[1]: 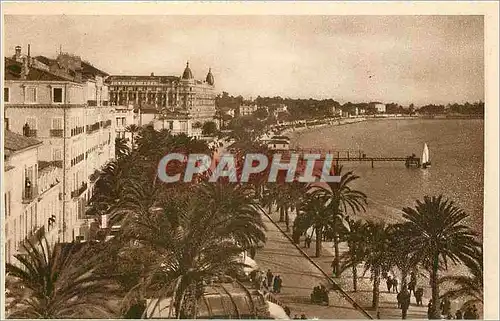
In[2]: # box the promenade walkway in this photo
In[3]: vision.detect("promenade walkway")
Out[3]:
[255,213,369,319]
[266,211,430,319]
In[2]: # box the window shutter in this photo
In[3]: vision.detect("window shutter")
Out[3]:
[52,118,63,130]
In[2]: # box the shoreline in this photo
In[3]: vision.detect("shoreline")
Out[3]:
[280,118,366,143]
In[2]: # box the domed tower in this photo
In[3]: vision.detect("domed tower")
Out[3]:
[182,61,193,80]
[206,68,214,86]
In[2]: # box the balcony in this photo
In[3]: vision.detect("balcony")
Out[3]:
[71,182,88,198]
[71,126,85,137]
[86,122,100,134]
[22,186,38,203]
[50,129,64,137]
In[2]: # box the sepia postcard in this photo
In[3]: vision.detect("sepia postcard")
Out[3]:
[1,1,498,320]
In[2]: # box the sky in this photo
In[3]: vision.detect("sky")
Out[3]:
[4,15,484,106]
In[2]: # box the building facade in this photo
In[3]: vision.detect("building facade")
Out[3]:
[238,103,258,116]
[374,103,386,113]
[107,62,216,137]
[4,46,115,242]
[4,131,62,264]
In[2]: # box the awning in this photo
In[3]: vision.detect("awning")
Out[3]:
[240,253,259,274]
[267,301,290,320]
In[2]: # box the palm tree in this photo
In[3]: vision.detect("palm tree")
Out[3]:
[115,137,130,159]
[339,219,367,292]
[296,193,336,257]
[439,248,483,309]
[387,223,420,288]
[6,237,118,318]
[362,221,393,314]
[125,124,140,149]
[122,182,266,318]
[401,195,481,319]
[314,164,367,274]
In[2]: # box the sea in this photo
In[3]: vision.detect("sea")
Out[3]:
[289,118,484,238]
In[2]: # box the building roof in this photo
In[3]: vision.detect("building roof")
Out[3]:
[106,75,179,83]
[81,60,109,77]
[4,130,42,153]
[4,57,75,82]
[36,55,108,80]
[182,62,193,80]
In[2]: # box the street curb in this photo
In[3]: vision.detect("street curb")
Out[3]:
[262,211,374,320]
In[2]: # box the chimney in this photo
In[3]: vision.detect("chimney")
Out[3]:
[21,57,30,80]
[14,45,22,62]
[27,44,31,67]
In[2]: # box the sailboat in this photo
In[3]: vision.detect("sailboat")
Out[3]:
[421,143,431,169]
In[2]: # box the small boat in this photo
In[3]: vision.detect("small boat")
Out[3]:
[421,143,431,169]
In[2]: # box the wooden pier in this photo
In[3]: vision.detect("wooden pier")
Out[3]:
[285,148,421,168]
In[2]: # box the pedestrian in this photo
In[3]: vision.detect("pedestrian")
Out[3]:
[305,235,312,248]
[427,300,433,319]
[392,277,399,293]
[414,287,424,306]
[249,269,255,282]
[293,314,299,319]
[399,286,411,320]
[330,260,337,277]
[455,309,463,319]
[409,271,417,295]
[441,296,451,316]
[277,275,283,293]
[397,291,403,309]
[266,269,273,288]
[300,313,307,319]
[284,306,291,317]
[386,275,393,292]
[273,275,279,293]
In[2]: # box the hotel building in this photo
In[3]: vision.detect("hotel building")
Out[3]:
[107,62,216,137]
[4,45,115,243]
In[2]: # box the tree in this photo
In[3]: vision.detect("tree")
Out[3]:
[115,137,130,159]
[125,124,140,149]
[296,193,336,257]
[253,108,269,120]
[439,248,483,310]
[6,237,118,318]
[122,182,266,318]
[339,219,367,292]
[314,165,367,274]
[362,221,393,314]
[202,121,218,136]
[401,195,481,319]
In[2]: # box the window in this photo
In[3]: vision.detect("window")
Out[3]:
[52,148,62,161]
[26,117,37,129]
[52,87,63,103]
[6,239,11,263]
[25,87,37,103]
[5,118,9,131]
[4,87,9,102]
[52,118,63,129]
[5,191,11,216]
